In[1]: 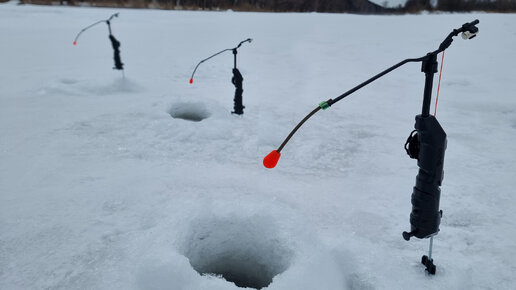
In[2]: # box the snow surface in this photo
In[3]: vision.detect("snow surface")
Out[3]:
[369,0,407,8]
[1,1,516,289]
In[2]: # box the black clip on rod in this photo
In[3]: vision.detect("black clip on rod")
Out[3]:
[263,19,479,275]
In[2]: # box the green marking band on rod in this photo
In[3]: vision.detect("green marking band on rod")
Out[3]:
[319,101,330,110]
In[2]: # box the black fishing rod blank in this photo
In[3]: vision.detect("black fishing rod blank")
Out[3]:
[73,13,124,71]
[189,38,252,115]
[263,20,480,275]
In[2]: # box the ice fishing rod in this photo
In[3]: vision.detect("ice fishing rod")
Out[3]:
[189,38,252,115]
[263,20,479,275]
[73,13,124,71]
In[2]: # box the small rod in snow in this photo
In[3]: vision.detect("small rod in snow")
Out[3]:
[189,38,252,115]
[73,13,124,71]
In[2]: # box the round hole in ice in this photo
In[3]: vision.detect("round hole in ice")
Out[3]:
[169,102,211,122]
[181,216,293,289]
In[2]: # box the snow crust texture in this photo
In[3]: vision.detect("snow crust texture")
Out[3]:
[1,1,516,290]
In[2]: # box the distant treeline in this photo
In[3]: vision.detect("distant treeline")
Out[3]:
[18,0,387,13]
[405,0,516,12]
[16,0,516,13]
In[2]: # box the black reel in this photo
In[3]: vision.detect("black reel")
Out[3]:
[405,130,419,159]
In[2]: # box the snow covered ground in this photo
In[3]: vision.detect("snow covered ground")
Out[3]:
[1,1,516,289]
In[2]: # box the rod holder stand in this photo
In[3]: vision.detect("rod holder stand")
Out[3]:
[231,68,244,115]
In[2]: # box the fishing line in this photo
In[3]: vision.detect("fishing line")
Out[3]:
[434,50,445,116]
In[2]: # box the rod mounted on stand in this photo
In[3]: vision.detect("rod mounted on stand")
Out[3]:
[73,13,124,71]
[263,20,479,275]
[189,38,252,115]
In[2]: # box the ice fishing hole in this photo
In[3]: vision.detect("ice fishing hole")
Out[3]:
[181,216,293,289]
[169,102,211,122]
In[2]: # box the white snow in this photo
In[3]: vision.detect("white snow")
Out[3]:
[1,1,516,289]
[370,0,408,8]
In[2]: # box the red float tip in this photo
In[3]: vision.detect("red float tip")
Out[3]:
[263,150,281,169]
[73,41,77,46]
[189,78,193,84]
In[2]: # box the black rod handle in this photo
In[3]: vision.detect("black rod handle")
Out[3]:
[405,115,446,240]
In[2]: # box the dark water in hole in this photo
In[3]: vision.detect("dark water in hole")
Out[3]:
[182,216,293,289]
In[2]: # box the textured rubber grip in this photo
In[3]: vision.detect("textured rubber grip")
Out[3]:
[409,115,446,239]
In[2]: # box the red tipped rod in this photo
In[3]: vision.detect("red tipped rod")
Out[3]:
[262,105,325,169]
[189,38,252,86]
